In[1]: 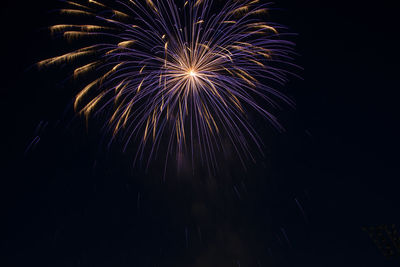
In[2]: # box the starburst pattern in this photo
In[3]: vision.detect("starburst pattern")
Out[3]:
[39,0,297,170]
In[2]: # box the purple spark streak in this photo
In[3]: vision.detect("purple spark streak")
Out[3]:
[295,197,309,223]
[24,136,40,156]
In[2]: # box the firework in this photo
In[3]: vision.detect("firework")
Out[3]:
[39,0,296,171]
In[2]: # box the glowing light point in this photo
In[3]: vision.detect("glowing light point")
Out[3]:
[188,69,197,77]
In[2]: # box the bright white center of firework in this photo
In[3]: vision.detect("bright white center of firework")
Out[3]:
[188,69,197,77]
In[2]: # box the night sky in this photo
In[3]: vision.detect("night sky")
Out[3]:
[2,0,400,266]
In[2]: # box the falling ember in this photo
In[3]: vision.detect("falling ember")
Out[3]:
[39,0,297,170]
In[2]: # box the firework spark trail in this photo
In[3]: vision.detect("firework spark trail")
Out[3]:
[39,0,297,171]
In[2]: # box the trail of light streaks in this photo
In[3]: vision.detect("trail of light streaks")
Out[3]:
[40,0,297,171]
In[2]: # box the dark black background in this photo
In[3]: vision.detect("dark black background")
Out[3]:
[1,0,400,266]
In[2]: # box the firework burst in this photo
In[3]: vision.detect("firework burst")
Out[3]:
[39,0,297,171]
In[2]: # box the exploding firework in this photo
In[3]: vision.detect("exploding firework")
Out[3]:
[39,0,297,171]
